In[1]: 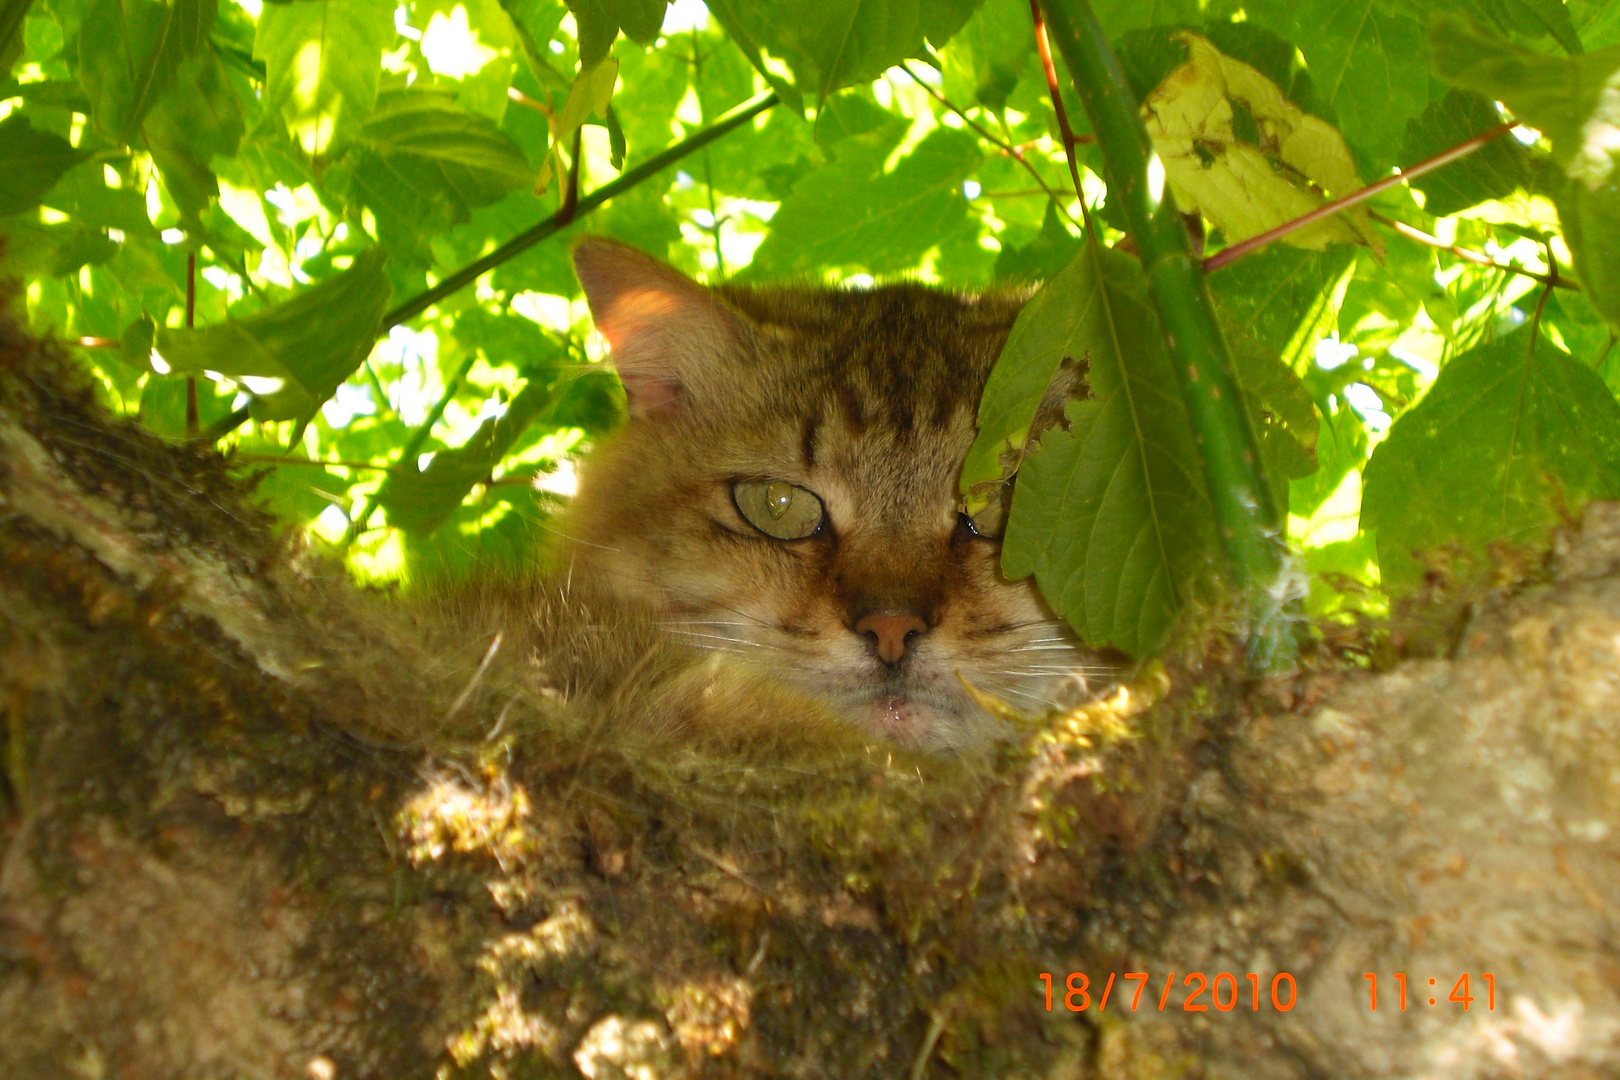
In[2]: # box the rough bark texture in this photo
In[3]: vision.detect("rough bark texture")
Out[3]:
[2,318,1617,1080]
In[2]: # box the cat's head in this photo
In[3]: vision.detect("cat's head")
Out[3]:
[562,238,1103,752]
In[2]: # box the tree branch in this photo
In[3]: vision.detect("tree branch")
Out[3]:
[381,90,778,329]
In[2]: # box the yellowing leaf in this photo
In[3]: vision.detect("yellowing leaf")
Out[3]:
[1142,33,1382,254]
[536,57,619,194]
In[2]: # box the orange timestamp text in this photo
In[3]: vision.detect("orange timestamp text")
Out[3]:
[1038,971,1297,1013]
[1364,972,1496,1010]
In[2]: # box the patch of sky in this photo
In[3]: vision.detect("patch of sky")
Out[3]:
[422,6,499,80]
[1314,334,1359,371]
[662,0,710,33]
[322,382,377,427]
[1344,383,1390,431]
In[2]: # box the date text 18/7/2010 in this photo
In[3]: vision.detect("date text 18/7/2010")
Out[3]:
[1038,972,1500,1013]
[1037,972,1295,1013]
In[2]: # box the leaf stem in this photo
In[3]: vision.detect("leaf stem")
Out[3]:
[1204,122,1515,271]
[381,90,778,329]
[1038,0,1290,664]
[897,62,1079,227]
[1370,211,1575,289]
[1029,0,1090,208]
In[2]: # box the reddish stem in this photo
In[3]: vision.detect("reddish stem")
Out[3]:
[1030,0,1088,205]
[1204,122,1516,272]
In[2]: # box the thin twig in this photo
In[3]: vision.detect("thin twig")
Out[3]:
[1370,211,1575,290]
[1204,122,1516,271]
[233,454,395,470]
[896,61,1078,227]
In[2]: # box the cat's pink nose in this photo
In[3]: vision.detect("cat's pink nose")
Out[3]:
[854,611,929,664]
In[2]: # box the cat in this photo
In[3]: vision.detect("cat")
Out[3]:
[506,237,1107,755]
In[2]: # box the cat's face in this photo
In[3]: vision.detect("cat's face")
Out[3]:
[563,239,1103,752]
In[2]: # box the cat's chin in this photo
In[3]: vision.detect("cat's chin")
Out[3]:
[861,693,994,752]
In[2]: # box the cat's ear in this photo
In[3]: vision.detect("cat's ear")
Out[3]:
[572,237,739,419]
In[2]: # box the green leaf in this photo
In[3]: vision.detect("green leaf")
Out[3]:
[0,217,118,278]
[1559,177,1620,329]
[706,0,986,103]
[238,452,352,531]
[745,126,983,278]
[1225,319,1319,486]
[379,372,563,535]
[962,243,1095,500]
[1362,326,1620,588]
[155,249,393,422]
[1401,89,1533,217]
[0,114,86,216]
[1210,244,1354,365]
[254,0,395,158]
[1089,0,1202,39]
[79,0,214,143]
[1245,0,1429,174]
[1288,398,1367,520]
[993,201,1081,284]
[939,0,1034,111]
[994,241,1220,656]
[336,89,532,258]
[568,0,665,64]
[1444,0,1583,55]
[144,48,245,223]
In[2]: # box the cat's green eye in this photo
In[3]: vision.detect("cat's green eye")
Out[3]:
[733,480,825,540]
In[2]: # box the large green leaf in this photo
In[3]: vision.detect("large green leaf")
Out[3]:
[997,241,1220,656]
[1401,89,1534,217]
[335,89,533,259]
[706,0,984,103]
[961,242,1096,502]
[254,0,395,158]
[1245,0,1429,174]
[745,126,982,278]
[1362,326,1620,588]
[154,249,393,422]
[79,0,214,143]
[0,114,85,216]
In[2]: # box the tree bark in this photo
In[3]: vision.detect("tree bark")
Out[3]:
[2,317,1617,1079]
